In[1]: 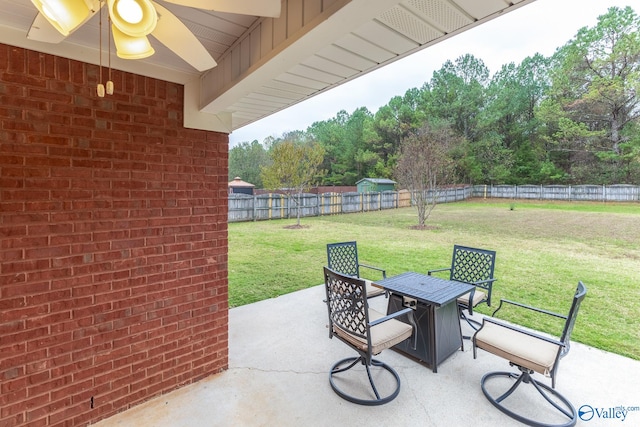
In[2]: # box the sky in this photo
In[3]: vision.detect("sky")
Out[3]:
[228,0,637,147]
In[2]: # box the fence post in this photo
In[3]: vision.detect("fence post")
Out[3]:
[253,195,258,221]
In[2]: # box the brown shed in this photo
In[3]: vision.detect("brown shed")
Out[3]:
[229,177,256,195]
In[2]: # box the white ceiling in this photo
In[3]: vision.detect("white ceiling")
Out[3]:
[0,0,538,133]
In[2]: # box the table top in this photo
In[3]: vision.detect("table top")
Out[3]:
[376,272,475,307]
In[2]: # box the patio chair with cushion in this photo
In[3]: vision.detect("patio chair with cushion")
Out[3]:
[428,245,497,334]
[472,282,587,427]
[323,267,414,405]
[327,241,386,298]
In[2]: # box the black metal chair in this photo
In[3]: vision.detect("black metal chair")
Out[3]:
[428,245,496,333]
[323,267,413,406]
[327,241,386,298]
[472,282,587,427]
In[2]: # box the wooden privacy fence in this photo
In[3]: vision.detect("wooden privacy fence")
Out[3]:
[472,184,640,202]
[229,184,639,223]
[228,187,472,223]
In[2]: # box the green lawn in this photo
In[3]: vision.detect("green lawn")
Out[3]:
[228,199,640,360]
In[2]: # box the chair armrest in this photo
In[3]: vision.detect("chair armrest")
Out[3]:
[473,277,497,286]
[369,307,413,327]
[478,317,565,348]
[427,267,451,276]
[492,298,567,320]
[359,263,387,279]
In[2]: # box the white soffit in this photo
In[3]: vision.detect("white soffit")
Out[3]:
[195,0,538,133]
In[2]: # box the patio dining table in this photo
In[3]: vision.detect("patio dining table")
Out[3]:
[376,272,475,373]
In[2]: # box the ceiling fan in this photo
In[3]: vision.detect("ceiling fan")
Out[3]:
[27,0,282,72]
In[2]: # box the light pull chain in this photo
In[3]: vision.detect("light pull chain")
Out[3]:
[97,1,105,97]
[106,13,114,95]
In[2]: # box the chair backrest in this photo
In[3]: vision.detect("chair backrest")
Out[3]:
[450,245,496,286]
[559,281,587,358]
[327,241,360,278]
[323,267,371,353]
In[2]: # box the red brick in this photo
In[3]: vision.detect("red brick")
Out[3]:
[48,402,86,426]
[48,336,90,358]
[0,413,26,426]
[28,87,73,103]
[25,396,71,423]
[47,354,73,378]
[26,311,71,329]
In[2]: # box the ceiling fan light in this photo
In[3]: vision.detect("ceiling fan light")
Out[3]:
[116,0,143,23]
[108,0,157,37]
[112,24,155,59]
[30,0,90,36]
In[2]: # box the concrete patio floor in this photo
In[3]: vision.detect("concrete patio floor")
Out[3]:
[94,284,640,426]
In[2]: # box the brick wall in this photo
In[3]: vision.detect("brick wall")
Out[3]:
[0,44,229,426]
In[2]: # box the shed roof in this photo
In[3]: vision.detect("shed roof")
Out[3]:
[228,177,255,188]
[356,178,396,185]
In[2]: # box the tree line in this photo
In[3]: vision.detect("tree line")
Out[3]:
[230,6,640,189]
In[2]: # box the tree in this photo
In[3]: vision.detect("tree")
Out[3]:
[394,122,462,228]
[427,54,489,141]
[307,111,351,185]
[367,92,418,178]
[228,140,269,187]
[307,108,375,185]
[261,139,325,226]
[473,54,553,184]
[542,6,640,182]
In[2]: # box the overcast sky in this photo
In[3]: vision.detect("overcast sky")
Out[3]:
[229,0,637,147]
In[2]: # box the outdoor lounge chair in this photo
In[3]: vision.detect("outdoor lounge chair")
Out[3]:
[323,267,414,405]
[472,282,587,427]
[428,245,496,335]
[327,241,386,298]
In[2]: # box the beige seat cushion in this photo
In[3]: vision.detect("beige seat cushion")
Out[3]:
[364,279,385,297]
[474,320,561,376]
[334,308,412,355]
[457,289,485,308]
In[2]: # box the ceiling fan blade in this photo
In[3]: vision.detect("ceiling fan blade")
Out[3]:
[27,13,68,43]
[151,2,217,72]
[163,0,281,18]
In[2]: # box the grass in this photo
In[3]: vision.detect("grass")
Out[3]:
[228,199,640,360]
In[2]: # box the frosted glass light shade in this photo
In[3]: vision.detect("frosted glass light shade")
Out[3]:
[107,0,157,37]
[112,24,155,59]
[30,0,90,36]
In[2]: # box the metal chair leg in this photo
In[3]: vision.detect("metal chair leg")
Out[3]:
[329,356,402,406]
[480,368,577,427]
